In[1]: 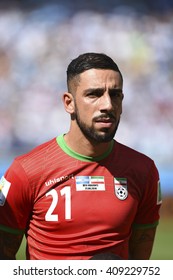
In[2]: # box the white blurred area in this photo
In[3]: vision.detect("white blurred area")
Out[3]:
[0,0,173,174]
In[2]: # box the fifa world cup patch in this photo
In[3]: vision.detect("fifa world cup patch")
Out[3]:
[114,178,128,200]
[76,176,105,191]
[0,176,11,206]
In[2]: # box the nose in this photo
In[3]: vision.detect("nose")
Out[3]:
[100,92,113,111]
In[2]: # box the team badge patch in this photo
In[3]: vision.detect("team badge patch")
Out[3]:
[0,176,11,206]
[114,178,128,200]
[76,176,105,191]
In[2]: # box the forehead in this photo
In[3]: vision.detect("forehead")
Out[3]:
[78,69,122,90]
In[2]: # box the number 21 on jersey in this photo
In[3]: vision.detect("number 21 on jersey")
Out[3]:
[45,186,71,221]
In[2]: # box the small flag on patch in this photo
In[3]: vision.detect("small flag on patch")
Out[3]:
[114,177,128,200]
[76,176,105,191]
[0,176,11,206]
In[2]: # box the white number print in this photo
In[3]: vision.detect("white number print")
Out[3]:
[45,189,58,221]
[45,186,71,222]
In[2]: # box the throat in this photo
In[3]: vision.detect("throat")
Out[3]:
[64,133,114,159]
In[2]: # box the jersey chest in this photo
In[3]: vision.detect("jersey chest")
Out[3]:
[30,161,138,236]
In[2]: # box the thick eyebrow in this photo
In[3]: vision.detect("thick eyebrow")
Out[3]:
[83,88,104,95]
[83,87,123,96]
[109,88,123,95]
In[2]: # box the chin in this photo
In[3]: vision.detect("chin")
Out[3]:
[90,132,115,143]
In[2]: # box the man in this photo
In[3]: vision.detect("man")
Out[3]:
[0,52,162,260]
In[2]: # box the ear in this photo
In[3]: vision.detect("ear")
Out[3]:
[62,92,75,114]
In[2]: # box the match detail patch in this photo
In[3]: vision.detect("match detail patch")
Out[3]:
[76,176,105,191]
[0,176,11,206]
[114,178,128,200]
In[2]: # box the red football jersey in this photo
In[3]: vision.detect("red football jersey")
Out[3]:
[0,135,162,259]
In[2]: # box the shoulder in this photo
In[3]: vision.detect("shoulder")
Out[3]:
[12,137,59,178]
[115,141,154,162]
[16,137,57,163]
[113,141,157,173]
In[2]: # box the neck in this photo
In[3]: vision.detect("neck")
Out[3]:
[64,129,113,158]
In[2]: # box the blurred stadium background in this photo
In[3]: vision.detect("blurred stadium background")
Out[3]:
[0,0,172,259]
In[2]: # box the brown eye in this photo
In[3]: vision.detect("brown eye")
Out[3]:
[86,89,103,98]
[110,89,123,99]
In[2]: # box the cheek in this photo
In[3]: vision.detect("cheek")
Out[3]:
[80,108,93,123]
[113,102,122,115]
[75,99,95,117]
[119,103,123,115]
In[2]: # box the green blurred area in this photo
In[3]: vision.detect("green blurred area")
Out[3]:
[151,218,173,260]
[16,217,173,260]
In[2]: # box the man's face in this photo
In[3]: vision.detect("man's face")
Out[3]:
[72,69,123,143]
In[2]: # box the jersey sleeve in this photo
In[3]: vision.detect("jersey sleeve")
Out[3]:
[0,159,33,234]
[133,160,162,229]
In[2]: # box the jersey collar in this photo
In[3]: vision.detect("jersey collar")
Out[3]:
[56,134,114,162]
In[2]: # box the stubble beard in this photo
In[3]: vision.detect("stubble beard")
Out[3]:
[74,105,120,144]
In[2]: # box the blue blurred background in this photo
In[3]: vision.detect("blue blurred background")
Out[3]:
[0,0,173,197]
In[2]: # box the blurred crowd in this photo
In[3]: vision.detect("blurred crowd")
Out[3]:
[0,1,173,169]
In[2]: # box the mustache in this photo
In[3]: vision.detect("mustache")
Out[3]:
[93,112,116,121]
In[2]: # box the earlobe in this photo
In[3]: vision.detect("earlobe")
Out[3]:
[62,92,75,114]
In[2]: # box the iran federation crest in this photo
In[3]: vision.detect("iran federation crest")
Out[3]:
[114,178,128,200]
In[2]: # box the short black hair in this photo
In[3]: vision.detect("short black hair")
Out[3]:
[67,52,123,92]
